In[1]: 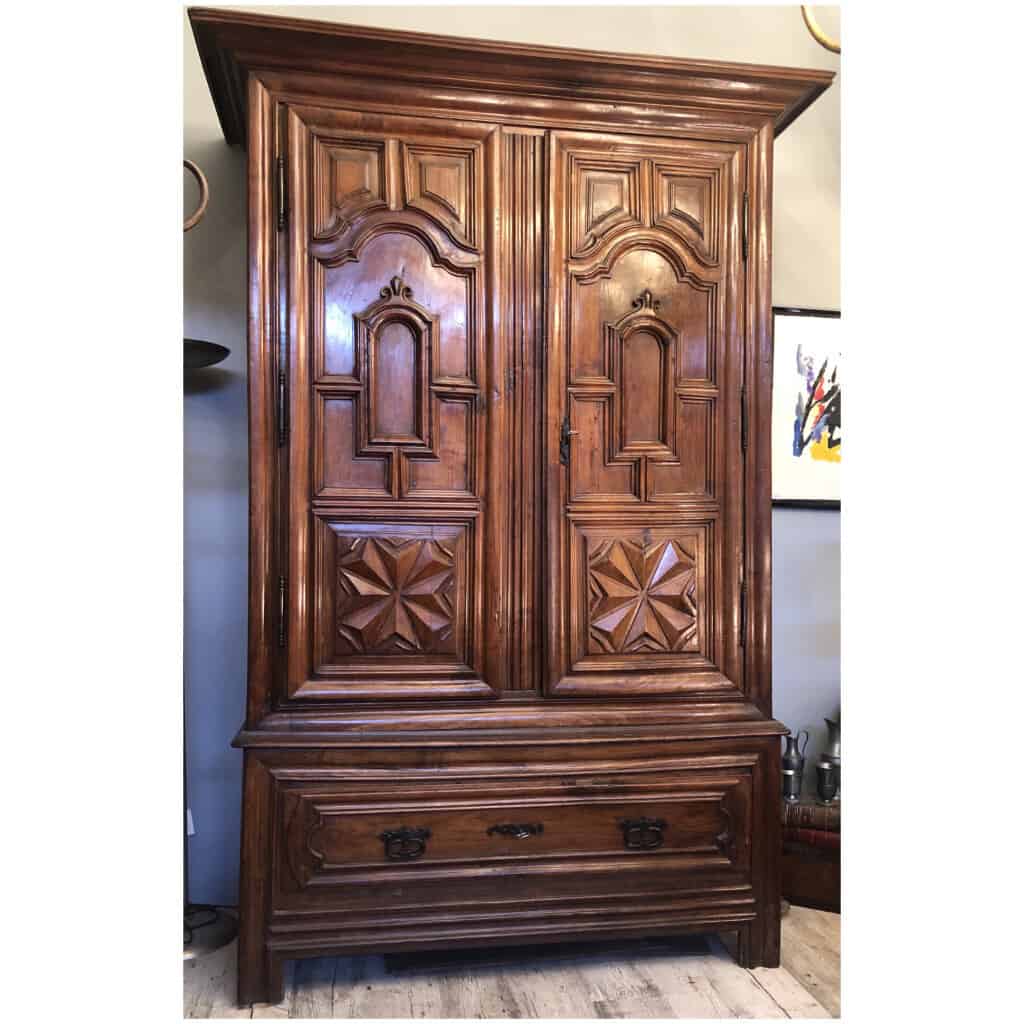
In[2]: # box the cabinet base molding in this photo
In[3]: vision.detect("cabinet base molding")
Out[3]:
[236,736,784,1005]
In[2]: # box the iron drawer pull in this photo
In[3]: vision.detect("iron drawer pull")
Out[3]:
[619,817,667,850]
[487,823,544,839]
[379,827,431,861]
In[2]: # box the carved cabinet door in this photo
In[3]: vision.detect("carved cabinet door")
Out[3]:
[279,104,507,702]
[545,131,748,698]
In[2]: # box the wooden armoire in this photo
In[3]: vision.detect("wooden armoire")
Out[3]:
[190,8,833,1005]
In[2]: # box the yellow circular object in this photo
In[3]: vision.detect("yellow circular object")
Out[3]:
[801,6,840,54]
[183,159,210,232]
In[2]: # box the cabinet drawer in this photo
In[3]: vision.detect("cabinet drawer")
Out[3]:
[272,760,753,912]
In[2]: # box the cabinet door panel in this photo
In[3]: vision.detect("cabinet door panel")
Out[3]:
[546,131,745,698]
[284,106,505,701]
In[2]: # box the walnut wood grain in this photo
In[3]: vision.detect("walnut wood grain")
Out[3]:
[188,6,833,1005]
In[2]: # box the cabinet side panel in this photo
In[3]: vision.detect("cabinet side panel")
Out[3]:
[246,75,276,727]
[746,124,774,717]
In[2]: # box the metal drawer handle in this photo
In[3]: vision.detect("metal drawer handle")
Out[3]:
[379,827,431,861]
[486,823,544,839]
[620,817,667,851]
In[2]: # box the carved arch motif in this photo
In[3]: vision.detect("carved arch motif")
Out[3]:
[572,228,719,286]
[604,289,680,461]
[354,276,437,452]
[311,207,481,270]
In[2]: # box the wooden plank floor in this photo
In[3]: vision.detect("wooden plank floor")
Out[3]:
[184,909,840,1019]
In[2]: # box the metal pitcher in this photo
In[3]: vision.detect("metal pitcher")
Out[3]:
[781,730,809,802]
[822,716,840,764]
[782,730,809,771]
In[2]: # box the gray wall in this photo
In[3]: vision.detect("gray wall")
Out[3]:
[184,5,840,905]
[771,507,841,784]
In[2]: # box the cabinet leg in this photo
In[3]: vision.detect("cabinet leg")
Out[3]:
[237,950,284,1007]
[735,926,754,968]
[236,755,284,1006]
[760,908,782,968]
[734,915,782,969]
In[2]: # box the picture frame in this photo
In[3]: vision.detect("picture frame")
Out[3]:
[771,307,841,509]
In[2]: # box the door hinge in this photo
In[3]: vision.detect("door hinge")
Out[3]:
[276,156,287,231]
[741,191,749,261]
[740,387,748,453]
[277,575,287,648]
[739,580,748,645]
[277,370,288,446]
[559,413,577,465]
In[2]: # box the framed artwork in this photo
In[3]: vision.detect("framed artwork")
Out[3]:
[771,307,841,508]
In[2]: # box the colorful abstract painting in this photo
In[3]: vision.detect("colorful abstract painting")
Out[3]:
[771,310,841,505]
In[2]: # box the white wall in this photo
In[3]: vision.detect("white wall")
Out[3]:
[184,4,840,903]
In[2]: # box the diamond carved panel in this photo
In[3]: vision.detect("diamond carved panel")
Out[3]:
[588,537,699,655]
[336,535,456,655]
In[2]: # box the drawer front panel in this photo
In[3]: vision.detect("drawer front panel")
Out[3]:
[273,761,752,911]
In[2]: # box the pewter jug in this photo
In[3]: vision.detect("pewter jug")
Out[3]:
[822,716,840,764]
[782,730,809,771]
[781,730,809,800]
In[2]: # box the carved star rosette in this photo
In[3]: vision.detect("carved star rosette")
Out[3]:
[587,538,699,654]
[336,535,456,655]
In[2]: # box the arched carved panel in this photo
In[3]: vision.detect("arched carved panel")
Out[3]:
[567,278,713,503]
[371,320,419,440]
[569,245,716,389]
[355,276,436,453]
[620,329,665,446]
[315,269,483,503]
[314,225,482,500]
[607,290,678,462]
[316,225,476,385]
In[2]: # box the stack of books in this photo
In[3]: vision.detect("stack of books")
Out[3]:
[782,798,840,849]
[780,797,840,912]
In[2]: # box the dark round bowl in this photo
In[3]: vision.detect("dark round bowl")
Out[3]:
[184,338,230,369]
